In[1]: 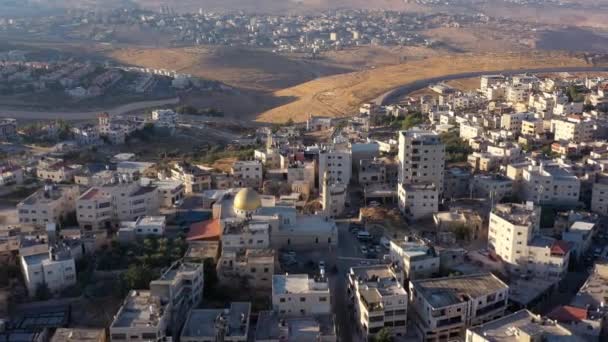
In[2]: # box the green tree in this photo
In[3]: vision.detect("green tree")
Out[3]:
[401,112,424,130]
[123,264,157,290]
[372,328,393,342]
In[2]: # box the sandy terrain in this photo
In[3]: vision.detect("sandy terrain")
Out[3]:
[255,52,591,123]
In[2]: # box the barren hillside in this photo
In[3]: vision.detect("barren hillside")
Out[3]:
[255,52,590,123]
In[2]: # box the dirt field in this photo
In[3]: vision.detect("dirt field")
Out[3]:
[255,51,591,123]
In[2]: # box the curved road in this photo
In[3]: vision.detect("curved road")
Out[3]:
[373,66,608,106]
[0,97,180,121]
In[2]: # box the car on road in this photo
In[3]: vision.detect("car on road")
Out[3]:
[360,246,368,254]
[319,261,325,269]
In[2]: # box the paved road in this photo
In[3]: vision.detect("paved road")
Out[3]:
[0,97,179,121]
[373,66,608,106]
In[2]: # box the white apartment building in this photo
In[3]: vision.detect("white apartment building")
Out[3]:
[409,273,509,342]
[318,148,352,188]
[591,176,608,215]
[459,123,484,141]
[521,162,580,205]
[17,185,80,227]
[521,117,544,136]
[359,159,388,186]
[562,221,595,259]
[480,75,505,93]
[118,216,166,240]
[169,162,212,193]
[20,245,77,297]
[500,112,533,134]
[553,102,583,116]
[272,273,331,316]
[76,179,159,230]
[488,203,570,278]
[466,309,583,342]
[551,116,595,143]
[149,260,204,338]
[232,160,263,189]
[348,265,408,338]
[398,130,445,192]
[389,237,439,281]
[506,83,530,103]
[36,158,80,183]
[397,183,438,220]
[109,290,170,342]
[181,302,251,342]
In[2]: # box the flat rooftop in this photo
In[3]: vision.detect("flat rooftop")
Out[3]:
[350,265,406,297]
[273,274,328,295]
[570,263,608,310]
[184,241,220,261]
[468,309,582,341]
[51,328,105,342]
[492,203,536,226]
[137,216,166,227]
[412,273,508,308]
[181,302,250,339]
[255,311,335,341]
[111,290,166,329]
[155,260,201,283]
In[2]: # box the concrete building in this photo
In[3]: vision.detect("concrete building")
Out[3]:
[150,260,204,338]
[318,148,352,188]
[17,184,79,227]
[232,160,263,189]
[389,237,439,282]
[77,179,159,230]
[562,221,595,259]
[255,310,336,342]
[472,174,513,203]
[348,265,408,339]
[521,117,544,136]
[489,203,570,278]
[150,109,177,134]
[398,130,445,192]
[109,290,170,342]
[552,116,595,143]
[36,158,80,183]
[480,75,505,93]
[221,219,271,249]
[169,162,211,193]
[500,112,533,134]
[152,179,185,208]
[0,118,17,140]
[321,171,347,218]
[397,183,438,220]
[181,302,251,342]
[409,273,509,342]
[521,162,580,205]
[218,248,275,289]
[443,168,471,199]
[272,273,331,316]
[118,216,166,241]
[0,164,24,186]
[20,245,77,297]
[466,309,584,342]
[359,158,388,186]
[591,176,608,215]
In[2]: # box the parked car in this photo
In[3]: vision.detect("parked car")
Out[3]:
[360,246,368,254]
[357,231,372,241]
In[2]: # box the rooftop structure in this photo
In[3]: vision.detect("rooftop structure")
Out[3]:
[181,302,251,342]
[466,309,583,342]
[254,311,336,342]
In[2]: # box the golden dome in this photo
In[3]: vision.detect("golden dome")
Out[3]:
[234,188,261,211]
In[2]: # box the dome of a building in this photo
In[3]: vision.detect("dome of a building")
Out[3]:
[233,188,261,212]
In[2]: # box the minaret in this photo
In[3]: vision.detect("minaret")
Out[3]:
[266,130,273,150]
[322,170,330,214]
